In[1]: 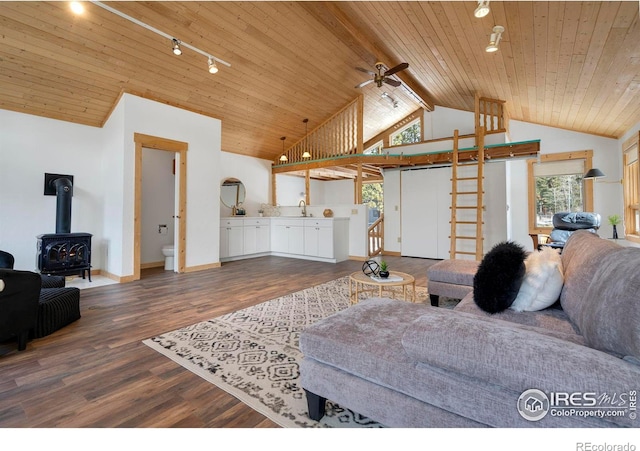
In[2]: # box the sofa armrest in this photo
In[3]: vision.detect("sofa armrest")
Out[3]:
[401,309,640,396]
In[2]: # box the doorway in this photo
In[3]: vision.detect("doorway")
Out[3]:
[133,133,187,281]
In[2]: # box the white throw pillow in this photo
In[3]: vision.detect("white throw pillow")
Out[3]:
[0,279,4,292]
[510,247,564,312]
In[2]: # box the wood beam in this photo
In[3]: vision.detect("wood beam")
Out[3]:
[302,2,435,111]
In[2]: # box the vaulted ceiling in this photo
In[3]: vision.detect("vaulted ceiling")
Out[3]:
[1,1,639,162]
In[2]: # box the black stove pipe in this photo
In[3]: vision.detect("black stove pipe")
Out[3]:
[53,177,73,234]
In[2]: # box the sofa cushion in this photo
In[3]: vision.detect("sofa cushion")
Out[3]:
[559,231,623,326]
[510,247,563,312]
[473,241,527,313]
[427,259,479,286]
[401,311,640,423]
[578,248,640,359]
[455,292,583,344]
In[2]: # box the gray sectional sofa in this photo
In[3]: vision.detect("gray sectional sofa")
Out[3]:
[299,231,640,427]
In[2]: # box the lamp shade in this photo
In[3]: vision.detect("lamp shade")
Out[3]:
[583,168,605,179]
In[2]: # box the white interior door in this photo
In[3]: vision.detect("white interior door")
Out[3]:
[401,166,451,259]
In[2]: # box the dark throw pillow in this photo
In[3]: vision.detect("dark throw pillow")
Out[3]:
[473,241,527,314]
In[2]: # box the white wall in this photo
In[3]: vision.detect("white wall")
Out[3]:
[220,152,272,217]
[141,148,175,265]
[113,94,222,275]
[0,110,105,270]
[0,94,223,277]
[508,120,621,250]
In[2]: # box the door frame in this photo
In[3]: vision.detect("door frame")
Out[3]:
[134,133,187,280]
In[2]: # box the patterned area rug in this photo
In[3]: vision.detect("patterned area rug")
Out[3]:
[143,276,455,428]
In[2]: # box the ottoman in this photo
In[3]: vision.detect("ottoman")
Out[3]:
[34,287,81,338]
[426,259,479,307]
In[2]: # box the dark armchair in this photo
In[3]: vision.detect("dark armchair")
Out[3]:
[0,269,41,351]
[545,212,601,250]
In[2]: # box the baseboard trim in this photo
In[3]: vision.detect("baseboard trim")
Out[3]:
[382,251,401,257]
[141,261,164,269]
[184,262,221,273]
[348,256,367,261]
[100,270,136,283]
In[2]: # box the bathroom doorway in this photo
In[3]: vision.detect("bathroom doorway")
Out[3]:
[133,133,187,281]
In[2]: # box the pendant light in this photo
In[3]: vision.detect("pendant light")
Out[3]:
[302,118,311,159]
[474,0,490,18]
[279,137,288,162]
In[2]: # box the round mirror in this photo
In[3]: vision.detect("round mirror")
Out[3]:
[220,178,246,208]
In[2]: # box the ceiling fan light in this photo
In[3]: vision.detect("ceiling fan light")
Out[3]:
[302,151,311,159]
[172,38,182,56]
[474,0,490,18]
[208,57,218,74]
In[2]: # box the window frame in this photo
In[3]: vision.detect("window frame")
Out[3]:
[623,132,640,244]
[389,118,422,146]
[527,150,595,235]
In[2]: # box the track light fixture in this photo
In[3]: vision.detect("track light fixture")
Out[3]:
[486,25,504,53]
[474,0,491,18]
[302,119,311,159]
[208,57,219,74]
[172,38,182,56]
[91,2,230,73]
[279,137,288,162]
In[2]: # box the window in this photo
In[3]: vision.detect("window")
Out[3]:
[390,119,421,146]
[364,140,383,155]
[527,151,594,233]
[623,132,640,242]
[362,182,383,225]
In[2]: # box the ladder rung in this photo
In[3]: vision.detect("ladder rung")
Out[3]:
[453,221,480,224]
[454,251,477,256]
[454,206,478,209]
[452,191,479,195]
[460,162,479,166]
[453,177,479,181]
[456,236,478,240]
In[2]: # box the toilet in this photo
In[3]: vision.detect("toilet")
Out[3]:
[161,244,175,271]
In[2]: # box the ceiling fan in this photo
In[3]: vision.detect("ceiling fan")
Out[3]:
[355,61,409,89]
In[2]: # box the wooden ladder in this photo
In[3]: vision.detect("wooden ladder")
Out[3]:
[449,128,486,260]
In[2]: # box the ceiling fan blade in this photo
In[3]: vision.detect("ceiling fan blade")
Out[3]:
[355,79,374,89]
[384,62,409,76]
[383,78,402,87]
[355,66,376,76]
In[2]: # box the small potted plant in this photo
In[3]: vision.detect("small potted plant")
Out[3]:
[378,260,390,278]
[608,214,621,239]
[258,208,264,217]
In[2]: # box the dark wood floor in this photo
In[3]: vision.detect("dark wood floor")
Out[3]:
[0,255,438,427]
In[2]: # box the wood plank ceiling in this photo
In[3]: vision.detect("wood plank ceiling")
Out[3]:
[1,1,639,164]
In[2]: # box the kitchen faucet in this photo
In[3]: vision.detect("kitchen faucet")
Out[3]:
[298,199,307,217]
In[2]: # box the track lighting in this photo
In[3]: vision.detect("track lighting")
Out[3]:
[486,25,504,53]
[172,38,182,55]
[302,119,311,158]
[474,1,490,18]
[208,57,218,74]
[279,137,288,162]
[91,2,231,73]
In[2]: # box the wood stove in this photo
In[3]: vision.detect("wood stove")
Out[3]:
[37,173,92,281]
[37,233,92,280]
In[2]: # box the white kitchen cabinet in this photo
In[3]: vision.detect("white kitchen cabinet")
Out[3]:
[243,218,270,255]
[271,219,304,255]
[220,218,244,258]
[304,219,334,259]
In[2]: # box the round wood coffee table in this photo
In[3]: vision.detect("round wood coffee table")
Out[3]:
[349,271,416,304]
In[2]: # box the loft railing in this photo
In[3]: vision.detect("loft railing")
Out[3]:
[275,96,363,165]
[368,213,384,257]
[475,94,507,136]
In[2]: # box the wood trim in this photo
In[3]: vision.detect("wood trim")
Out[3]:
[348,255,368,261]
[141,261,164,269]
[134,134,188,280]
[184,262,221,273]
[271,172,277,206]
[527,150,594,234]
[382,251,401,257]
